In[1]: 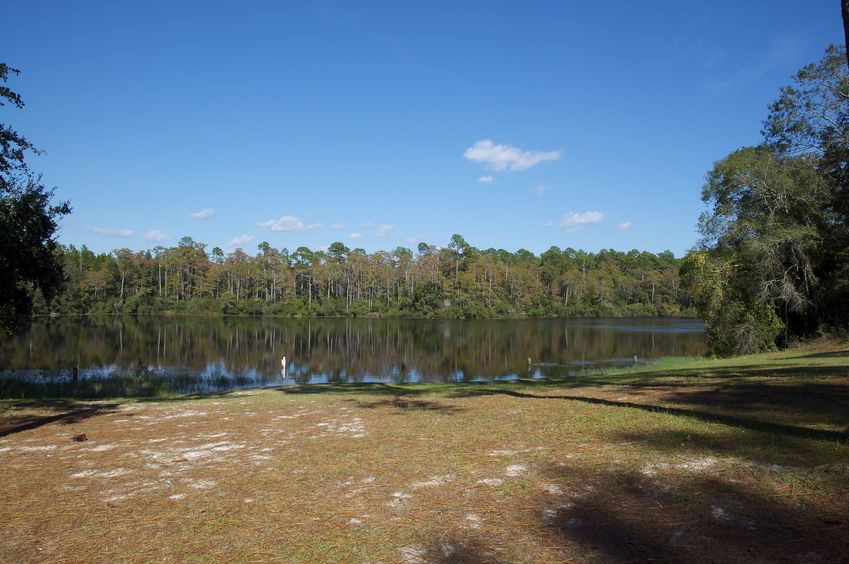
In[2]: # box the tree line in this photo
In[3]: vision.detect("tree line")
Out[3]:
[682,44,849,355]
[40,235,691,319]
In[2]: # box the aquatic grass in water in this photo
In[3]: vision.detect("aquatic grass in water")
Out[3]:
[0,368,195,399]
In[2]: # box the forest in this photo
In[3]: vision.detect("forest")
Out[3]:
[39,236,690,319]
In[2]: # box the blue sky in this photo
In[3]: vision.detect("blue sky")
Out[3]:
[3,1,842,256]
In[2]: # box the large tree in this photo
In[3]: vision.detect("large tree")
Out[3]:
[683,149,826,354]
[0,63,70,334]
[685,44,849,355]
[762,44,849,329]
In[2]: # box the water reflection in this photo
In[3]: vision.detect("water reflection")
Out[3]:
[0,317,706,397]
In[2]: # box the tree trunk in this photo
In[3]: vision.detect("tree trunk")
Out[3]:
[843,0,849,67]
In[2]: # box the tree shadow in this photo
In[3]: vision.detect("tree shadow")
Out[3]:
[406,532,504,563]
[453,389,849,443]
[134,389,242,403]
[785,350,849,360]
[276,381,511,399]
[656,380,849,432]
[614,428,846,467]
[0,399,120,437]
[536,464,849,562]
[279,382,431,397]
[639,364,849,380]
[352,396,465,415]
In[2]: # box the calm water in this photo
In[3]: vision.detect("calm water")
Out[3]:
[0,316,706,397]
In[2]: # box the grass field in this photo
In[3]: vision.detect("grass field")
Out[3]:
[1,340,848,562]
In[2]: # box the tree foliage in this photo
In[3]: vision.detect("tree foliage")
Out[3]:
[0,63,39,177]
[0,63,70,334]
[685,45,849,355]
[41,238,691,320]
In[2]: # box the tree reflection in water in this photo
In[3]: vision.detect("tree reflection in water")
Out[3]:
[0,317,705,397]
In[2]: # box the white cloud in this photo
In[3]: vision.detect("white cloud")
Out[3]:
[477,176,494,184]
[464,139,560,172]
[349,232,363,240]
[191,208,216,219]
[145,229,169,242]
[559,211,604,231]
[92,227,134,237]
[227,234,254,248]
[361,223,393,237]
[534,185,551,196]
[617,221,633,230]
[330,222,346,229]
[258,215,322,232]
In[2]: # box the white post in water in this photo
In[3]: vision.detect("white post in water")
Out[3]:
[281,356,287,378]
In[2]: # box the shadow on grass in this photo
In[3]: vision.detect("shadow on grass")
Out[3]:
[475,389,848,442]
[534,464,849,562]
[279,382,495,398]
[133,389,243,403]
[0,399,120,437]
[657,380,849,431]
[634,363,849,380]
[279,383,415,396]
[785,350,849,360]
[404,532,503,563]
[353,396,466,414]
[410,461,849,561]
[614,428,846,467]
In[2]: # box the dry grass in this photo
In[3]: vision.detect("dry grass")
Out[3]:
[1,341,848,562]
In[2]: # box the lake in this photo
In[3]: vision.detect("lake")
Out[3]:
[0,316,706,397]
